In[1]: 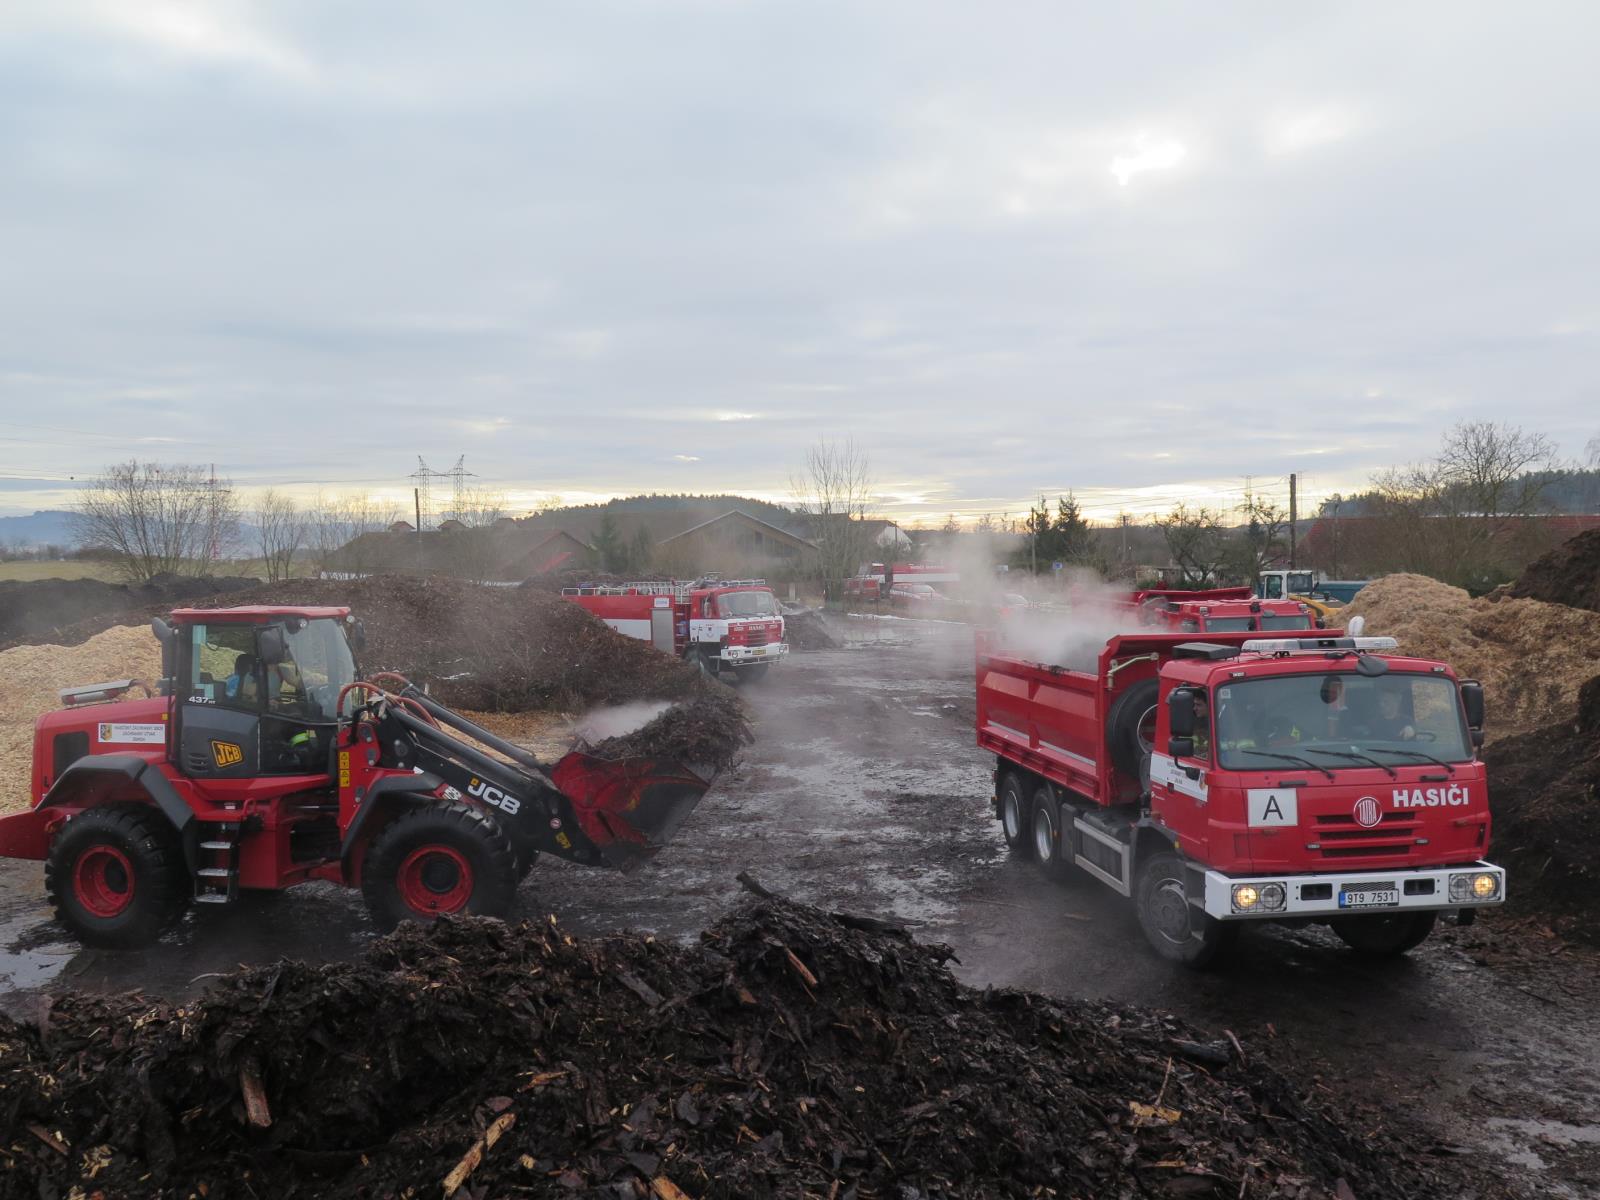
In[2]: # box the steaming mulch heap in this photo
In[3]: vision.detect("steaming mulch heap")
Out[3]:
[0,572,258,645]
[1481,675,1600,943]
[780,607,840,650]
[0,893,1463,1200]
[1507,527,1600,613]
[1337,572,1600,739]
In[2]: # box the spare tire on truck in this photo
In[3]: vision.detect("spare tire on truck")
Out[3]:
[1107,677,1159,781]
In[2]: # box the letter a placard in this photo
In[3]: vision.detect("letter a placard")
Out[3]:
[1247,788,1298,827]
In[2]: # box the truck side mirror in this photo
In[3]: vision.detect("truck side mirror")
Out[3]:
[1460,680,1485,731]
[351,619,368,653]
[258,626,289,666]
[1167,688,1196,738]
[1167,736,1196,758]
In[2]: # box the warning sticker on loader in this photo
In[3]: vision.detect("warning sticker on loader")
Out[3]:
[97,722,165,745]
[1246,788,1298,827]
[211,740,244,768]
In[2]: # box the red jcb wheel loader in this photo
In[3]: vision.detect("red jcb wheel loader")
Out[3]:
[0,605,714,947]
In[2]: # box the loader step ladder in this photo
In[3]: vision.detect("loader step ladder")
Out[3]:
[194,821,242,904]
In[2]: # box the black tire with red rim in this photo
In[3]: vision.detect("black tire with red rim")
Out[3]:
[45,806,189,948]
[361,803,517,932]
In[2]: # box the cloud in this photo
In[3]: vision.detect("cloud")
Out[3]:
[1109,137,1187,186]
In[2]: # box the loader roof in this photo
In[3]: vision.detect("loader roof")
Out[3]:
[168,605,352,623]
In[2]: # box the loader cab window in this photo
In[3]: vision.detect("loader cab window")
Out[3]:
[274,617,357,721]
[188,624,262,712]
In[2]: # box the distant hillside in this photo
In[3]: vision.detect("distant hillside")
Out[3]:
[537,493,803,531]
[0,510,78,547]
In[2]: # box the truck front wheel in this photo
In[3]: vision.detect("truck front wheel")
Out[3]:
[1135,852,1238,968]
[997,773,1032,858]
[1333,911,1436,957]
[45,806,189,948]
[362,804,518,932]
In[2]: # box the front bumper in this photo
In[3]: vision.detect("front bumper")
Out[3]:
[716,643,789,665]
[1201,861,1505,921]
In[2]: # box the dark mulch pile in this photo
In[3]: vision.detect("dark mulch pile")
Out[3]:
[589,686,751,766]
[1483,674,1600,943]
[781,607,840,651]
[0,572,257,645]
[1507,529,1600,612]
[0,892,1467,1200]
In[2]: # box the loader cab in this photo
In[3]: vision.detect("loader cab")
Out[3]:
[166,606,356,783]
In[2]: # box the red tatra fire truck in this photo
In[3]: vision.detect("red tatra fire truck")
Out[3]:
[1128,587,1320,634]
[561,579,787,681]
[978,625,1505,965]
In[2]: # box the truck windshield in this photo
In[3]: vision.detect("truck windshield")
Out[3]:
[1203,616,1254,632]
[1259,614,1313,630]
[718,590,777,618]
[1214,671,1472,768]
[276,618,358,721]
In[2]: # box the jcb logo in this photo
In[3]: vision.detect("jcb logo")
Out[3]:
[466,776,521,816]
[211,740,244,768]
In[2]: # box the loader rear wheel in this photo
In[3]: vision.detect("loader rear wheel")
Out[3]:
[46,806,189,948]
[1333,911,1436,958]
[998,772,1032,858]
[1135,852,1238,969]
[362,804,517,931]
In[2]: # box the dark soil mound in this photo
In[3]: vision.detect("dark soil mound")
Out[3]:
[1483,674,1600,942]
[588,685,750,766]
[1508,528,1600,612]
[0,572,257,644]
[782,607,840,650]
[0,893,1463,1199]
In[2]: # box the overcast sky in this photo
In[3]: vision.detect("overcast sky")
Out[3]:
[1,1,1596,525]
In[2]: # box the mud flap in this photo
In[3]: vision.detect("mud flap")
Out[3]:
[549,753,713,873]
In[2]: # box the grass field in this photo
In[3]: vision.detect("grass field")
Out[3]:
[0,560,122,582]
[0,560,274,583]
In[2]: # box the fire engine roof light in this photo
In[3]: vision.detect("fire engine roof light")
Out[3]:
[1240,636,1399,654]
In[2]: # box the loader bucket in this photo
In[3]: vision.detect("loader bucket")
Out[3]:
[550,752,713,872]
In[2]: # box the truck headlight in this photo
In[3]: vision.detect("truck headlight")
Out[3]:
[1231,882,1287,913]
[1449,871,1501,902]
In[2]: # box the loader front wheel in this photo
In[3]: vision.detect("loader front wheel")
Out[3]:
[362,804,517,931]
[46,806,189,948]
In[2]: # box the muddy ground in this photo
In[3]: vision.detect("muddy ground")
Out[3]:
[3,616,1599,1197]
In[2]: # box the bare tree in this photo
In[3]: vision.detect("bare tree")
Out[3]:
[254,489,309,583]
[1356,422,1558,590]
[74,461,240,582]
[310,492,402,576]
[1587,432,1600,469]
[789,438,875,602]
[1155,503,1227,587]
[1226,495,1290,586]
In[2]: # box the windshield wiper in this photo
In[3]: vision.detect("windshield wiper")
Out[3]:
[1368,747,1457,774]
[1232,748,1334,780]
[1298,746,1399,779]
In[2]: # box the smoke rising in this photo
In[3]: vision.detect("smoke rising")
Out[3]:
[575,700,674,742]
[993,568,1149,671]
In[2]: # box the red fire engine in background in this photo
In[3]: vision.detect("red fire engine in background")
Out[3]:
[562,579,788,681]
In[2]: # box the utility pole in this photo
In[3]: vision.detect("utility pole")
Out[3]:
[1288,473,1298,571]
[1031,495,1041,575]
[414,488,423,569]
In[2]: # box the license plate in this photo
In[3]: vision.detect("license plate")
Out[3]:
[1340,888,1400,909]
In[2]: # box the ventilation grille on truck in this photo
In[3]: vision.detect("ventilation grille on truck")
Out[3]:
[1312,811,1419,860]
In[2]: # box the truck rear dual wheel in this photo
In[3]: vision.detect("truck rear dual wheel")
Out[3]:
[997,773,1032,858]
[1333,911,1437,958]
[362,803,518,932]
[1030,786,1078,884]
[45,806,190,948]
[1134,852,1238,968]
